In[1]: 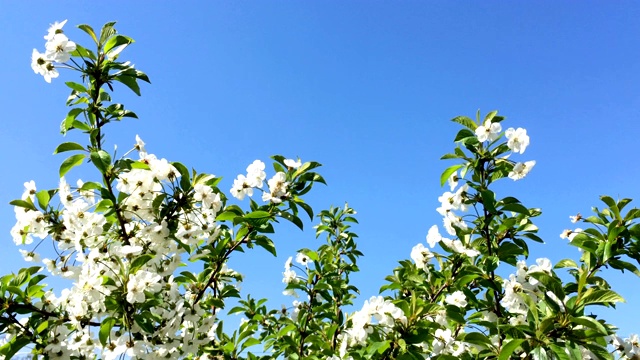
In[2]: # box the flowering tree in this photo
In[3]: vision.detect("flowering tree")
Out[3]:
[2,20,640,359]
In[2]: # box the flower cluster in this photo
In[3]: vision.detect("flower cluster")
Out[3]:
[230,160,267,200]
[231,158,301,203]
[31,20,76,83]
[9,137,239,358]
[474,117,534,181]
[339,296,406,356]
[501,258,555,325]
[608,334,640,359]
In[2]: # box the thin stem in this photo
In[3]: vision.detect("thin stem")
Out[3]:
[193,226,254,305]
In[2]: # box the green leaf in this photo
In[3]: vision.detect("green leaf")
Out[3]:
[61,108,84,134]
[90,150,112,174]
[571,316,607,335]
[99,21,117,45]
[104,34,134,54]
[548,344,572,360]
[65,81,87,93]
[522,232,544,243]
[483,255,500,272]
[608,258,640,277]
[240,337,261,352]
[54,141,85,154]
[254,236,277,256]
[279,211,303,230]
[36,190,50,209]
[480,189,497,214]
[296,200,314,220]
[99,317,116,346]
[531,347,549,360]
[0,336,31,360]
[114,75,141,96]
[244,211,272,220]
[499,339,526,360]
[9,199,37,211]
[171,162,191,189]
[600,195,620,219]
[70,43,97,60]
[130,254,153,272]
[554,259,578,269]
[440,153,460,160]
[59,154,86,177]
[451,116,478,131]
[440,164,463,187]
[368,340,391,355]
[500,203,530,215]
[77,24,99,45]
[580,289,624,306]
[484,110,498,123]
[462,332,491,347]
[133,313,155,334]
[216,210,241,222]
[454,128,475,142]
[529,272,565,300]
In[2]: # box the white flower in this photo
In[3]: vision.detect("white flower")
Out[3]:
[560,228,582,241]
[505,127,530,154]
[445,290,467,308]
[295,252,310,266]
[569,213,582,223]
[528,258,552,274]
[475,120,502,142]
[432,328,453,355]
[410,243,433,270]
[284,158,302,169]
[31,49,58,83]
[134,135,146,154]
[508,160,535,181]
[447,171,459,191]
[126,270,162,304]
[230,174,253,200]
[481,310,497,322]
[426,225,442,248]
[262,172,289,203]
[45,33,76,63]
[22,180,37,201]
[44,20,68,41]
[443,211,468,236]
[148,157,179,181]
[194,184,222,212]
[283,257,298,284]
[19,249,41,263]
[624,334,640,358]
[246,160,266,188]
[445,239,479,257]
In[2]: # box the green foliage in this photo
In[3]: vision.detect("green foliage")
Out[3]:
[4,20,639,360]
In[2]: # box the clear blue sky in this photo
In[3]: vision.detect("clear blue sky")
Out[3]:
[1,1,640,337]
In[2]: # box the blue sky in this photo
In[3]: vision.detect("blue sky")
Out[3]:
[2,1,640,338]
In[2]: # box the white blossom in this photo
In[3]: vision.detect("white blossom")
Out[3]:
[508,160,535,181]
[475,120,502,142]
[505,127,530,154]
[445,290,468,308]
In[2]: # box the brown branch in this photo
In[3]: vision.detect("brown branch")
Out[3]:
[193,226,254,305]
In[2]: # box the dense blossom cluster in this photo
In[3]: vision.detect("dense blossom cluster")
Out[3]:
[501,258,555,325]
[230,158,300,203]
[338,296,407,356]
[9,137,246,358]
